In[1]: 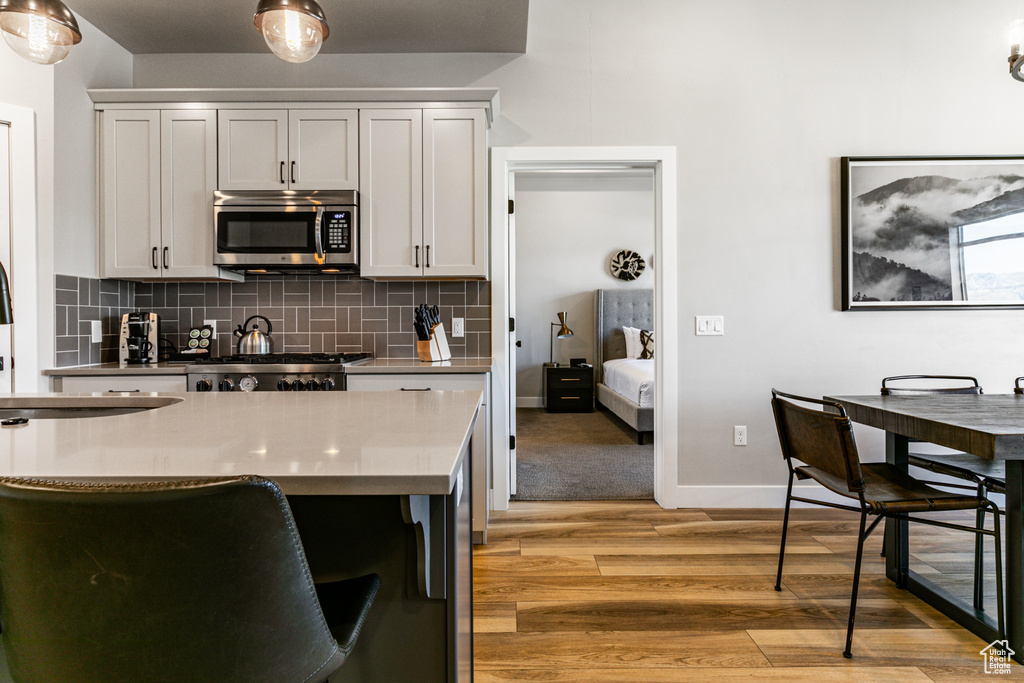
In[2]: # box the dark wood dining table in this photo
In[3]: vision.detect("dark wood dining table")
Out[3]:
[826,393,1024,661]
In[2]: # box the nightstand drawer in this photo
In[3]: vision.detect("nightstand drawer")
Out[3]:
[546,391,593,412]
[549,374,593,389]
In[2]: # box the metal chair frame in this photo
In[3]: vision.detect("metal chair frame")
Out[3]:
[881,375,1005,612]
[771,388,1004,659]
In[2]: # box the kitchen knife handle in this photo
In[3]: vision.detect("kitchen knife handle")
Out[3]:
[425,244,431,268]
[415,245,420,268]
[152,247,158,270]
[291,161,296,184]
[280,161,286,184]
[163,246,169,270]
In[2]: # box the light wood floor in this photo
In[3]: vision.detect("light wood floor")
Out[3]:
[472,501,1018,681]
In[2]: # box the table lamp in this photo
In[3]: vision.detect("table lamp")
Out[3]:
[546,311,573,367]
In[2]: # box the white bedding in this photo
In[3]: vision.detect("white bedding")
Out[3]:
[603,358,655,408]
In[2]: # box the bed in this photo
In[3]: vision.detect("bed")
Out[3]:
[595,289,654,444]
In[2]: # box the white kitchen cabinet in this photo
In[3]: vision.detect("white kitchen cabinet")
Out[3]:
[359,108,487,279]
[346,372,492,543]
[54,374,187,393]
[217,109,358,191]
[100,110,239,281]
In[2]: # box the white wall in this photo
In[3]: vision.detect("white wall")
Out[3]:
[125,0,1024,496]
[54,17,133,279]
[514,172,654,403]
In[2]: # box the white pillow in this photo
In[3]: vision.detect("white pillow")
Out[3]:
[622,326,642,359]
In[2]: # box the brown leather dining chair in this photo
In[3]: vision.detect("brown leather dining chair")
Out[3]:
[881,375,1005,612]
[0,475,379,683]
[771,389,1004,659]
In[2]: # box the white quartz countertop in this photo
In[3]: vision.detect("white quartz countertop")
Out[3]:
[42,358,493,376]
[42,363,189,376]
[0,391,482,496]
[346,358,494,373]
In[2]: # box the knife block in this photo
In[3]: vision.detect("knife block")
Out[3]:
[417,323,452,362]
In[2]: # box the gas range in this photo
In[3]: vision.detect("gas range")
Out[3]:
[187,352,372,392]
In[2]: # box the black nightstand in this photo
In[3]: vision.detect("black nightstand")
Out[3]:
[543,365,594,413]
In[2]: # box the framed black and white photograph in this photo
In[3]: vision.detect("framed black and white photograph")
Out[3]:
[842,156,1024,310]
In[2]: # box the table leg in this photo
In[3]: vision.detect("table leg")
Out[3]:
[884,432,909,587]
[1006,460,1023,662]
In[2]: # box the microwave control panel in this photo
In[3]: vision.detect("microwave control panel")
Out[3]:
[325,210,352,252]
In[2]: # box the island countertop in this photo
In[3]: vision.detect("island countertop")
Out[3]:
[0,390,482,496]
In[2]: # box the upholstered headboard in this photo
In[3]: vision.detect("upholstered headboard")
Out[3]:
[594,289,653,384]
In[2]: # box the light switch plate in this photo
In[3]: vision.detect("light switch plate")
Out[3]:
[695,315,724,336]
[90,320,102,343]
[203,319,217,340]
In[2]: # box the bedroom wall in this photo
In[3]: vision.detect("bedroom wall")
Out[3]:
[132,0,1024,504]
[514,172,655,406]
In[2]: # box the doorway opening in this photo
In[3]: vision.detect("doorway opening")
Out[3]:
[489,146,678,511]
[512,169,655,500]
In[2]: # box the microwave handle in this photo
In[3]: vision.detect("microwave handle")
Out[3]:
[314,206,325,264]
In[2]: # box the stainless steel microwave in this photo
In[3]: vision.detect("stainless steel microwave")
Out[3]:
[213,190,358,272]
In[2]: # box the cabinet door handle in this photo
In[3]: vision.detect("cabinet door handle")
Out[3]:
[561,396,581,400]
[425,244,431,268]
[291,161,296,184]
[107,389,140,393]
[152,247,158,270]
[279,161,286,184]
[163,247,169,269]
[415,245,420,268]
[561,378,581,382]
[400,387,431,391]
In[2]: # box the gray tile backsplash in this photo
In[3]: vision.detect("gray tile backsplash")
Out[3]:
[55,275,134,367]
[54,274,491,366]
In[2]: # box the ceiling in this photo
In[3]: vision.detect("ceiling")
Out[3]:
[63,0,529,54]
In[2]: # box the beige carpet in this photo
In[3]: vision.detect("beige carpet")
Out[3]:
[513,407,654,500]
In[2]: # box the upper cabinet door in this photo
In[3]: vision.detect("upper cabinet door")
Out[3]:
[100,110,162,278]
[289,110,358,190]
[217,110,289,190]
[422,109,487,278]
[359,109,423,278]
[161,110,236,279]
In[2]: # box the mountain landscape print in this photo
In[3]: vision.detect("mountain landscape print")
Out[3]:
[843,157,1024,308]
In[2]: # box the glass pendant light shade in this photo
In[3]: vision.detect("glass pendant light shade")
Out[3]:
[254,0,329,64]
[0,0,81,65]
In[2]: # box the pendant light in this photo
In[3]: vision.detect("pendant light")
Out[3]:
[254,0,329,64]
[0,0,81,65]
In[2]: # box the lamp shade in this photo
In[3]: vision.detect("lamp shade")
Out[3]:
[0,262,13,325]
[0,0,81,65]
[555,311,573,338]
[254,0,329,64]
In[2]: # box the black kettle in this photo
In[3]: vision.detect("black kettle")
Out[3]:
[234,315,274,355]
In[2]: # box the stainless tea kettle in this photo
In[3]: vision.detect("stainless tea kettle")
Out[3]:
[234,315,274,355]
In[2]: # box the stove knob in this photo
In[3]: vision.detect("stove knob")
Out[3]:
[306,379,320,391]
[219,378,235,392]
[195,379,212,392]
[277,379,291,391]
[291,379,305,391]
[321,378,336,392]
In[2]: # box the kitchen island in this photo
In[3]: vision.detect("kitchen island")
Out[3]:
[0,390,481,683]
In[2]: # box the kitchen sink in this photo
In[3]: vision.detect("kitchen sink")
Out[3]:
[0,394,183,422]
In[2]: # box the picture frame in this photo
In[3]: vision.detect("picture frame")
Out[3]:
[841,155,1024,310]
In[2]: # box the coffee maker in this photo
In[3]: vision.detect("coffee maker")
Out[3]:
[119,312,159,365]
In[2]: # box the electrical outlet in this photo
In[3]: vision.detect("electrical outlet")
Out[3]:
[733,425,747,446]
[203,319,217,340]
[91,320,102,343]
[452,317,465,338]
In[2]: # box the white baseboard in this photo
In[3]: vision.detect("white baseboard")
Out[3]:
[516,397,543,408]
[676,485,853,509]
